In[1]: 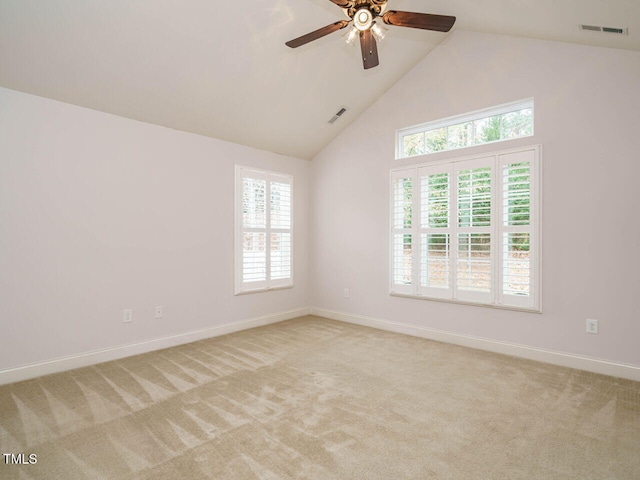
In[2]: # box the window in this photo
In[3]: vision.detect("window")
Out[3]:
[397,99,534,159]
[235,166,292,294]
[390,145,540,311]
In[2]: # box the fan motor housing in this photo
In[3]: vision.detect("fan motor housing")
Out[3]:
[346,0,385,19]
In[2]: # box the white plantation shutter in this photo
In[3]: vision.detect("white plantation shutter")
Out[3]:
[455,158,494,304]
[498,150,537,308]
[391,171,416,294]
[270,180,292,282]
[418,166,452,298]
[390,145,540,311]
[241,175,267,286]
[236,166,293,294]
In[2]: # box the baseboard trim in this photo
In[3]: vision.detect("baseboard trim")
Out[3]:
[310,307,640,382]
[4,306,638,385]
[0,308,310,386]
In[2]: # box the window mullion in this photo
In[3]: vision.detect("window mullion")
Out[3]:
[411,168,420,295]
[493,157,500,305]
[266,179,272,285]
[451,166,459,299]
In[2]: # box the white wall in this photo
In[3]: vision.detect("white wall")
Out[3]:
[0,87,309,372]
[310,31,640,368]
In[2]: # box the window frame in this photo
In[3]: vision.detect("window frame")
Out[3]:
[396,99,534,160]
[235,165,293,295]
[389,145,541,312]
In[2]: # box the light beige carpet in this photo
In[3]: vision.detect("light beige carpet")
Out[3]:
[1,315,639,479]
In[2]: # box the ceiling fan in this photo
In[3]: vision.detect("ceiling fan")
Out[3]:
[285,0,456,69]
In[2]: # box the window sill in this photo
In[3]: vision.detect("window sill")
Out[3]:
[235,285,293,296]
[389,291,541,314]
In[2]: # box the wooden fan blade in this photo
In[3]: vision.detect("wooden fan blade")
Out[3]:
[285,20,350,48]
[359,29,379,70]
[327,0,355,7]
[381,11,456,32]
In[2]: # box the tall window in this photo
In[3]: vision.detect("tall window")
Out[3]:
[235,166,292,294]
[390,146,540,311]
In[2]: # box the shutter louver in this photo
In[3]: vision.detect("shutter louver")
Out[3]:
[503,232,530,296]
[243,178,266,228]
[270,182,291,229]
[458,167,492,228]
[393,233,413,286]
[421,233,450,289]
[270,232,291,280]
[243,233,266,283]
[503,162,530,226]
[457,233,492,292]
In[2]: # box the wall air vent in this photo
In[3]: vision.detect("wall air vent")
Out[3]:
[602,27,627,34]
[328,107,348,124]
[580,24,628,35]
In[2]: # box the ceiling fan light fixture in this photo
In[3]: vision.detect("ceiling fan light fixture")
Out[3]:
[344,26,359,45]
[371,22,388,42]
[353,8,373,31]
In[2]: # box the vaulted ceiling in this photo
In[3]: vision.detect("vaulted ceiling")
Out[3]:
[1,0,638,160]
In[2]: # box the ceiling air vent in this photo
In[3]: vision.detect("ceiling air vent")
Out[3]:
[579,24,628,35]
[328,107,348,124]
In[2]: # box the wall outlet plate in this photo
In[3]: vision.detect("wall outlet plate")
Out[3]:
[155,306,163,319]
[123,309,133,323]
[586,318,598,334]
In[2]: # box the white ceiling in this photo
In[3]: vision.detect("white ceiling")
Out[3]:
[1,0,638,160]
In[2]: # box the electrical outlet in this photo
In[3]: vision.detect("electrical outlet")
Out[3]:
[586,318,598,334]
[123,309,133,323]
[343,288,350,299]
[155,306,163,319]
